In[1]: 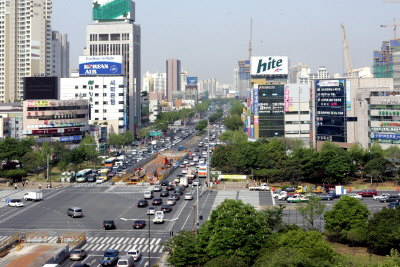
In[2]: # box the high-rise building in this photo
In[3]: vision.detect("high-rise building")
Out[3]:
[0,0,53,102]
[166,59,181,102]
[84,0,141,133]
[142,72,166,96]
[52,31,70,78]
[180,71,188,92]
[289,63,311,84]
[237,60,250,99]
[373,39,400,89]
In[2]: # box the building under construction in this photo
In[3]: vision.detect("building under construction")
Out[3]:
[373,40,400,77]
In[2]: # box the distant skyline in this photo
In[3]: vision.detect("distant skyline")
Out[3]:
[53,0,400,84]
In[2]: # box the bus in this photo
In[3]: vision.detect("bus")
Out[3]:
[198,165,207,178]
[104,157,117,167]
[76,169,93,182]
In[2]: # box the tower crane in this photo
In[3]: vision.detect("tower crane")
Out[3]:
[341,24,353,77]
[380,18,400,39]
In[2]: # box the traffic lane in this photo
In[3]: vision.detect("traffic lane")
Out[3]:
[62,254,158,267]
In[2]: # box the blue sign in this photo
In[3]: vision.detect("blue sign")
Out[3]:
[79,61,123,76]
[5,198,11,203]
[59,135,83,142]
[253,86,259,116]
[187,77,198,85]
[370,133,400,140]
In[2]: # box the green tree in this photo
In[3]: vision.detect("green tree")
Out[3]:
[367,207,400,254]
[1,169,28,183]
[21,151,42,173]
[123,131,134,146]
[223,114,243,131]
[198,199,271,265]
[79,135,99,168]
[107,134,124,149]
[380,249,400,267]
[195,120,208,132]
[261,205,286,232]
[219,130,247,145]
[324,195,370,242]
[298,196,326,230]
[364,157,392,183]
[164,231,205,267]
[203,256,248,267]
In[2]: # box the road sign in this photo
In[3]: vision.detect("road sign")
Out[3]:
[211,171,222,175]
[149,131,162,137]
[5,198,11,203]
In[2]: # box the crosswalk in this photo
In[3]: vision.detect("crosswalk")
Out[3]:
[71,182,114,188]
[0,236,61,243]
[211,190,264,209]
[81,236,164,254]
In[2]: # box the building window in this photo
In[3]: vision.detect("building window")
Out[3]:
[83,85,87,89]
[75,94,78,97]
[119,117,124,120]
[110,34,120,41]
[118,109,124,112]
[103,85,107,88]
[95,118,99,120]
[95,110,99,113]
[119,85,124,88]
[103,110,107,113]
[103,93,107,96]
[95,101,99,105]
[95,93,99,97]
[75,86,78,89]
[118,101,124,104]
[83,93,87,97]
[103,101,108,105]
[99,34,109,41]
[95,85,99,88]
[118,93,124,96]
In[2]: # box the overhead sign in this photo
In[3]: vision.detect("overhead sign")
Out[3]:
[251,56,289,76]
[79,56,123,76]
[149,131,162,137]
[93,0,135,21]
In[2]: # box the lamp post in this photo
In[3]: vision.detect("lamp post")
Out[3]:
[148,213,151,267]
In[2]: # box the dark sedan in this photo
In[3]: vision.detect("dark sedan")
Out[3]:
[319,194,334,201]
[103,220,116,230]
[161,204,172,213]
[152,198,163,205]
[160,191,169,197]
[166,184,175,191]
[137,200,148,208]
[161,180,169,186]
[172,194,181,201]
[379,196,400,203]
[133,220,146,229]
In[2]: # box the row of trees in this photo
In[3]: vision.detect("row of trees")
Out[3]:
[211,131,400,184]
[165,198,400,267]
[223,100,244,131]
[107,131,134,149]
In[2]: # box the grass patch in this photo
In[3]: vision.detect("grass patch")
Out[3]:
[329,241,386,266]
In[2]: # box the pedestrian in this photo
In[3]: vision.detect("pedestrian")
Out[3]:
[22,182,24,187]
[39,184,42,189]
[14,184,17,190]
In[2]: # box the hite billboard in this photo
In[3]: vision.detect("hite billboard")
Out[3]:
[251,56,289,76]
[79,56,123,76]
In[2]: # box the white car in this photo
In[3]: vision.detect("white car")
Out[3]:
[146,206,156,215]
[8,199,24,207]
[96,177,105,184]
[347,193,363,200]
[166,198,176,206]
[126,248,141,261]
[193,180,200,186]
[182,169,188,174]
[184,192,193,200]
[183,160,188,164]
[373,193,392,201]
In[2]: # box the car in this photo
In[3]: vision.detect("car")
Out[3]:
[67,207,83,218]
[160,190,169,197]
[8,199,24,207]
[347,193,363,200]
[184,192,193,200]
[161,204,172,213]
[153,185,162,192]
[72,264,90,267]
[194,148,199,152]
[379,195,400,203]
[373,193,392,201]
[126,248,141,261]
[133,220,146,229]
[174,187,185,195]
[179,163,185,168]
[87,174,97,183]
[286,194,309,203]
[69,249,87,261]
[190,162,195,166]
[166,198,176,206]
[357,189,378,197]
[193,180,200,186]
[103,220,116,230]
[161,180,169,186]
[318,194,334,201]
[388,202,400,209]
[100,249,119,266]
[166,184,175,191]
[172,193,181,201]
[181,169,188,174]
[152,198,163,205]
[144,191,153,199]
[137,199,148,208]
[147,206,156,215]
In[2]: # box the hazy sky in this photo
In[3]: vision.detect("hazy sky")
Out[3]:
[53,0,400,84]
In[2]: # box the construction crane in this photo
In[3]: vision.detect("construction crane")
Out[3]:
[341,24,353,77]
[380,18,400,39]
[248,18,253,60]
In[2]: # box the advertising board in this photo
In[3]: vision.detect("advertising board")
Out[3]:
[315,79,347,142]
[93,0,135,21]
[79,56,123,76]
[186,77,198,85]
[23,77,58,100]
[251,56,289,76]
[258,85,285,137]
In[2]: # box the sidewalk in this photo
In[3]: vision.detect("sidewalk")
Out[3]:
[0,181,67,191]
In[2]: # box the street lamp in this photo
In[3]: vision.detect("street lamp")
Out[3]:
[148,213,151,267]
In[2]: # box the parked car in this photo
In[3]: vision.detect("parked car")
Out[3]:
[103,220,116,230]
[133,220,146,229]
[161,204,172,213]
[357,189,378,197]
[152,198,163,205]
[146,206,156,215]
[153,185,162,192]
[8,199,24,207]
[137,200,148,208]
[69,249,87,261]
[286,194,309,203]
[116,255,134,267]
[126,249,141,261]
[388,202,400,209]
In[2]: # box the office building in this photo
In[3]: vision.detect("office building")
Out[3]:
[22,99,89,143]
[60,76,127,134]
[84,0,141,133]
[0,103,23,139]
[237,60,250,99]
[166,59,181,102]
[289,63,311,84]
[180,71,188,92]
[0,0,53,102]
[143,72,166,96]
[52,31,70,78]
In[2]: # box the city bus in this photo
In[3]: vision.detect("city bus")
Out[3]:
[104,157,117,167]
[76,169,93,182]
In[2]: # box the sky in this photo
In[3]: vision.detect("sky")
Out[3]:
[53,0,400,84]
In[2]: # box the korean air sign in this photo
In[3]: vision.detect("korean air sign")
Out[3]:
[79,56,123,76]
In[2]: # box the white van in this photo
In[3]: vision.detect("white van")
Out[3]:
[144,191,153,199]
[117,255,134,267]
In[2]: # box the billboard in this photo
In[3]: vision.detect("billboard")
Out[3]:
[23,77,58,100]
[187,77,198,85]
[79,56,123,76]
[258,85,285,137]
[93,0,135,21]
[251,56,289,76]
[315,79,347,142]
[284,84,310,112]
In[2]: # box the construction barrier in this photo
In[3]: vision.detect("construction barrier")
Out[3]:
[25,232,48,243]
[0,233,20,258]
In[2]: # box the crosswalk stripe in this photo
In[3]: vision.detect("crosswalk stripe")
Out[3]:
[127,237,135,244]
[0,236,9,242]
[154,239,161,245]
[102,237,111,243]
[114,244,122,250]
[136,244,143,252]
[96,237,105,243]
[150,238,156,245]
[138,238,145,245]
[120,244,130,252]
[118,237,126,244]
[142,245,148,252]
[91,244,101,251]
[90,237,97,243]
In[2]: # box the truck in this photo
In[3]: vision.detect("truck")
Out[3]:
[153,211,164,224]
[179,176,188,187]
[99,249,119,266]
[23,191,43,201]
[295,185,324,194]
[249,183,270,191]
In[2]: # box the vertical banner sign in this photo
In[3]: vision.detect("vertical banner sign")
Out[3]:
[346,80,351,111]
[284,85,290,112]
[247,88,251,137]
[110,80,116,105]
